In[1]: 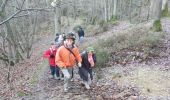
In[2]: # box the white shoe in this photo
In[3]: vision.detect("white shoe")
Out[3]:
[84,82,90,89]
[88,79,92,85]
[60,77,64,80]
[55,77,60,80]
[64,88,68,92]
[70,78,74,82]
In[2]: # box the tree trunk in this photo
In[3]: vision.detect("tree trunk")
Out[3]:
[54,7,61,34]
[104,0,107,22]
[162,0,168,17]
[162,0,168,10]
[152,0,162,31]
[113,0,117,17]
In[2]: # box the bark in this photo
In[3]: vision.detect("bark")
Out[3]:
[162,0,168,10]
[113,0,117,16]
[152,0,162,31]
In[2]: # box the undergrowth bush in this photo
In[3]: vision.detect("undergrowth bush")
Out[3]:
[94,47,109,68]
[94,27,165,67]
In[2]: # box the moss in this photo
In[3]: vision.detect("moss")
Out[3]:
[17,91,26,97]
[153,20,162,32]
[162,3,169,17]
[109,16,118,25]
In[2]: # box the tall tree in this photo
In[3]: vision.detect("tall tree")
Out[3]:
[162,0,169,17]
[51,0,62,34]
[150,0,163,31]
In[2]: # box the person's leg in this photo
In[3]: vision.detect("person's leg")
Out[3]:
[67,68,73,87]
[70,68,74,81]
[55,66,60,79]
[89,69,93,80]
[78,67,88,82]
[86,68,92,85]
[61,68,71,92]
[78,67,90,89]
[59,68,64,80]
[79,36,83,43]
[48,66,51,74]
[50,66,55,78]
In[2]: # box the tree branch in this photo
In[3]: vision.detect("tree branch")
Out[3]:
[20,8,51,12]
[0,10,21,25]
[13,13,29,18]
[0,7,53,26]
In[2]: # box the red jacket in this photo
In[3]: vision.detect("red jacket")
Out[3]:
[43,48,57,66]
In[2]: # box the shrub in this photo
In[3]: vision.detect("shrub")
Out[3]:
[94,47,109,68]
[153,20,162,32]
[162,3,169,17]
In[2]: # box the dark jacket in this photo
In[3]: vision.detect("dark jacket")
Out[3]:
[78,28,84,38]
[78,51,96,81]
[81,51,96,69]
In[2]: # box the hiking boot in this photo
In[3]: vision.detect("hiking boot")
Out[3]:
[55,77,60,80]
[84,82,90,89]
[88,79,92,85]
[64,88,68,93]
[60,77,64,81]
[70,78,74,82]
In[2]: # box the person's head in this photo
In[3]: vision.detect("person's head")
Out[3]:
[64,33,75,47]
[86,47,94,55]
[56,33,59,36]
[50,43,56,50]
[62,33,65,37]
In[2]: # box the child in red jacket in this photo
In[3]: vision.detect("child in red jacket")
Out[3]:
[43,43,60,79]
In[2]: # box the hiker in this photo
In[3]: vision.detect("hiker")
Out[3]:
[55,33,65,79]
[55,33,65,47]
[79,47,96,89]
[43,43,60,79]
[55,33,82,92]
[55,33,59,43]
[77,26,84,43]
[58,33,65,45]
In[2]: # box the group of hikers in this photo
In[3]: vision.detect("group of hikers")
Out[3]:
[43,27,96,92]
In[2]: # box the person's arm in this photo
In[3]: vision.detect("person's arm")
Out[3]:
[74,48,82,63]
[43,49,50,58]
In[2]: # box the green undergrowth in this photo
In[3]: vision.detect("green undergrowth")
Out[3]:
[94,26,165,68]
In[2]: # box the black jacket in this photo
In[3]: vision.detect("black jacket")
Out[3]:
[78,29,84,37]
[81,51,96,69]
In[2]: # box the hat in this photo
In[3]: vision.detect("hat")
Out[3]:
[64,33,75,41]
[86,47,94,52]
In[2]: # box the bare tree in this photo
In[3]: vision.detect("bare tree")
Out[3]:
[150,0,162,31]
[0,0,51,83]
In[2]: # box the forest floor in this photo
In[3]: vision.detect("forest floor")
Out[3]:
[1,17,170,100]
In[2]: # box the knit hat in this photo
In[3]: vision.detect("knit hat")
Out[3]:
[86,47,94,52]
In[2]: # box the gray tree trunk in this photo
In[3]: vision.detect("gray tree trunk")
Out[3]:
[162,0,168,10]
[113,0,117,16]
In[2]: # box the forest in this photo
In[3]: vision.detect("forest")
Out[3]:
[0,0,170,99]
